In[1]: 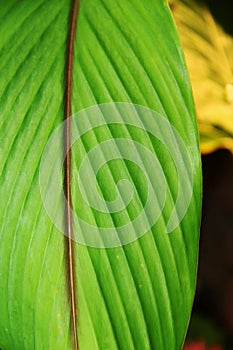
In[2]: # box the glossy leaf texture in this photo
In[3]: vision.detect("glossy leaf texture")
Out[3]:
[172,0,233,154]
[0,0,202,349]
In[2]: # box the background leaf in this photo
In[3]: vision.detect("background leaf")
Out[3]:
[0,0,202,349]
[172,0,233,154]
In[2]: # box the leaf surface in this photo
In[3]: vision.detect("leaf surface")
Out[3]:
[0,1,202,349]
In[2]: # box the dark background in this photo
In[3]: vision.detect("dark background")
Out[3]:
[187,150,233,349]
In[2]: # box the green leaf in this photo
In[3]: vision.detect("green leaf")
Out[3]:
[172,0,233,154]
[0,1,202,349]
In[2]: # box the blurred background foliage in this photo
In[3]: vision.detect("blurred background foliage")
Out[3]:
[171,0,233,155]
[171,0,233,349]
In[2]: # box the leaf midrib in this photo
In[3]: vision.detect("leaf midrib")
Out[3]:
[64,0,80,349]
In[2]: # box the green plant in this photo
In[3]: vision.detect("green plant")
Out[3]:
[0,0,202,349]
